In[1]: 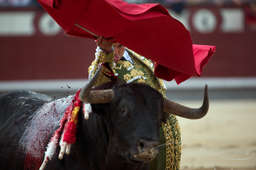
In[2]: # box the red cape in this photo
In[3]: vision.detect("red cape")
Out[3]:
[155,44,216,83]
[38,0,216,83]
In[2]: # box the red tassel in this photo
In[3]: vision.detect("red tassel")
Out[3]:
[63,121,77,144]
[62,89,82,144]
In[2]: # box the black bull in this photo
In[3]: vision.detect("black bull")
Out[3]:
[0,81,208,170]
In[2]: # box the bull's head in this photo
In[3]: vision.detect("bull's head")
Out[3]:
[79,67,209,163]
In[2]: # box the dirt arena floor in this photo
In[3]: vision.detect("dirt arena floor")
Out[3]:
[179,100,256,170]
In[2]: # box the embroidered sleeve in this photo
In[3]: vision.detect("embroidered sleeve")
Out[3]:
[126,50,167,96]
[88,47,115,87]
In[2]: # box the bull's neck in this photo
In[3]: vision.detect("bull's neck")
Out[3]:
[74,112,143,170]
[72,112,109,169]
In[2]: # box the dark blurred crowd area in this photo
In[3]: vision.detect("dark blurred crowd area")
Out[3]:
[0,0,255,9]
[1,0,256,26]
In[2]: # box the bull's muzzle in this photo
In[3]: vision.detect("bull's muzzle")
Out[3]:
[132,139,159,162]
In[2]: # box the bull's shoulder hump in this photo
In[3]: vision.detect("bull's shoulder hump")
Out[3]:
[0,90,52,124]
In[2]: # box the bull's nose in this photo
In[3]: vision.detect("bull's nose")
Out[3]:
[133,139,159,162]
[137,139,159,152]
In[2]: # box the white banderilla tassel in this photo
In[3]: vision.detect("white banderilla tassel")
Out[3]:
[39,136,58,170]
[83,103,92,120]
[58,133,72,160]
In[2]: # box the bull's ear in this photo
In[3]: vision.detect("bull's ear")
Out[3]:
[161,111,169,123]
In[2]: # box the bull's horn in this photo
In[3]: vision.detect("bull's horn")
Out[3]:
[163,85,209,119]
[85,89,114,104]
[79,66,103,102]
[79,66,114,104]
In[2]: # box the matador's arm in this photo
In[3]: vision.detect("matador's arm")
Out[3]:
[88,47,115,87]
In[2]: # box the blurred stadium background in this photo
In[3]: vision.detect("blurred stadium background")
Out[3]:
[1,0,256,96]
[0,0,256,169]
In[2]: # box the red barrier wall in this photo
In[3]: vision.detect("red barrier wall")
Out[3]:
[0,5,256,81]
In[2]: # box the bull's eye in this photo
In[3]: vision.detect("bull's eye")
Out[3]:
[119,107,128,117]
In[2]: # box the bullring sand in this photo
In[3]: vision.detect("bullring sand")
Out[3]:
[179,100,256,170]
